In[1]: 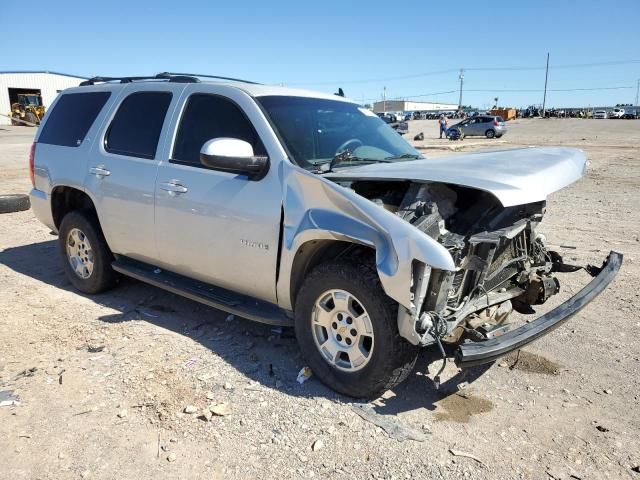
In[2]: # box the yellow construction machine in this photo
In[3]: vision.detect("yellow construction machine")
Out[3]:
[10,93,45,126]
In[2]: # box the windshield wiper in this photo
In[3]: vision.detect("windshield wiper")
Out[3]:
[384,153,422,160]
[320,151,391,172]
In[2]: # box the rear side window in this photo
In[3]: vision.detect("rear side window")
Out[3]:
[105,91,172,159]
[38,92,111,147]
[172,94,266,165]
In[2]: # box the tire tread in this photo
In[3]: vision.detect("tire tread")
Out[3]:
[295,257,418,398]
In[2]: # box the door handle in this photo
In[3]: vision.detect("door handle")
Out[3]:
[89,165,111,178]
[159,180,188,195]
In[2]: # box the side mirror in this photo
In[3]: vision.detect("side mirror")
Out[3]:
[199,138,269,180]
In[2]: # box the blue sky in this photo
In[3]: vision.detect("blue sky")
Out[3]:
[2,0,639,108]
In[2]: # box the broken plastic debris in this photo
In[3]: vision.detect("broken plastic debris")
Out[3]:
[153,268,162,274]
[225,315,235,322]
[0,390,20,407]
[296,367,312,384]
[351,403,428,442]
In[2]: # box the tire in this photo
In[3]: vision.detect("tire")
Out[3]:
[485,129,496,138]
[11,113,20,126]
[0,194,30,214]
[24,112,37,126]
[294,259,419,398]
[58,210,118,294]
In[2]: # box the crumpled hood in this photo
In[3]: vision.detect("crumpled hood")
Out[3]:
[323,147,587,207]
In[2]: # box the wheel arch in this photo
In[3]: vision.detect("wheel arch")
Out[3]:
[288,239,376,310]
[50,185,97,230]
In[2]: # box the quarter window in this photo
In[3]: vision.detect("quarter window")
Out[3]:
[172,94,265,165]
[105,91,172,159]
[38,92,111,147]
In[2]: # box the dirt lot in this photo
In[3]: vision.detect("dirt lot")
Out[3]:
[1,118,639,479]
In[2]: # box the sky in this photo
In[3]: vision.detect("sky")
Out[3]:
[2,0,639,108]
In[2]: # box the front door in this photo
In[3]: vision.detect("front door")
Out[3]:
[154,90,283,303]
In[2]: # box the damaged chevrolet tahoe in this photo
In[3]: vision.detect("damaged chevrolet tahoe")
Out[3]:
[29,73,622,398]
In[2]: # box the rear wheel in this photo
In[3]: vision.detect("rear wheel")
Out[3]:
[485,129,496,138]
[58,210,118,294]
[294,259,419,398]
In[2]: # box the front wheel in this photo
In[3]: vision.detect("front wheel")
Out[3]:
[58,210,118,294]
[294,259,419,398]
[24,112,37,126]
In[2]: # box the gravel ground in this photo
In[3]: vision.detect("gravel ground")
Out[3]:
[0,119,639,479]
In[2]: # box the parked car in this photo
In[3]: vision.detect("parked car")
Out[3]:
[29,73,621,398]
[622,109,638,119]
[446,115,506,139]
[609,108,625,119]
[377,112,399,123]
[378,113,408,135]
[594,110,608,119]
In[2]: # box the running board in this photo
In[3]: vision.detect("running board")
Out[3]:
[112,257,292,327]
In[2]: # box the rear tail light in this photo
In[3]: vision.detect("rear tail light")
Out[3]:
[29,142,36,187]
[493,120,499,126]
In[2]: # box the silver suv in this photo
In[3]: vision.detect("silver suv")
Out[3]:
[29,73,621,398]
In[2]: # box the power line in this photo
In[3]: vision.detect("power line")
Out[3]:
[289,68,459,86]
[288,59,640,86]
[360,89,458,103]
[359,84,635,104]
[465,85,636,92]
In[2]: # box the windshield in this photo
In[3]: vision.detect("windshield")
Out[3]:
[257,96,422,170]
[21,95,42,106]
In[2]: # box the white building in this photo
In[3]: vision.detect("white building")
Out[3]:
[0,71,86,125]
[373,100,459,113]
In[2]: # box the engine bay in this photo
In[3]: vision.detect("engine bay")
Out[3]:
[348,179,565,341]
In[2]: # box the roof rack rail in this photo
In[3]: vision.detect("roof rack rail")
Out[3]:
[158,72,261,85]
[79,73,200,86]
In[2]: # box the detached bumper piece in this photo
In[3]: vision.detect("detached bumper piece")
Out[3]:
[456,251,623,368]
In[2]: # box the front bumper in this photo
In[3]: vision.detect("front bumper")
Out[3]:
[455,251,623,368]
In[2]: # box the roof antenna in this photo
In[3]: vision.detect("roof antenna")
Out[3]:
[335,87,345,97]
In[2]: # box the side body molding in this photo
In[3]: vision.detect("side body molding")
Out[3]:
[276,163,456,312]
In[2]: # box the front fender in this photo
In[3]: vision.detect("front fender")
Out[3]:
[276,164,455,311]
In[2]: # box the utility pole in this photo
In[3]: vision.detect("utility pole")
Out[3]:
[635,78,639,107]
[542,52,550,117]
[383,86,387,113]
[458,69,464,111]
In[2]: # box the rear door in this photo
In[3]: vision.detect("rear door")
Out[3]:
[153,86,283,303]
[84,83,184,264]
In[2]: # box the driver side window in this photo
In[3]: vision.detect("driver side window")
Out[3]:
[172,94,266,166]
